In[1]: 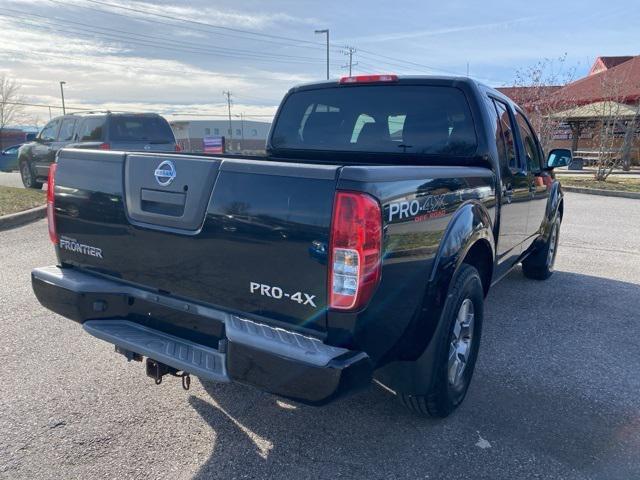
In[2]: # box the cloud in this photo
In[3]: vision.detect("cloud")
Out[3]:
[57,0,318,30]
[0,14,298,124]
[339,16,539,43]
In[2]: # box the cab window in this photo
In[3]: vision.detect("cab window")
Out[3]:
[77,117,105,142]
[58,118,77,142]
[492,100,519,171]
[515,111,542,173]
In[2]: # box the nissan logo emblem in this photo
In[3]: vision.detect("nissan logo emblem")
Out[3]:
[154,160,176,187]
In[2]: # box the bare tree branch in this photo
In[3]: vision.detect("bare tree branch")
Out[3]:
[0,74,24,139]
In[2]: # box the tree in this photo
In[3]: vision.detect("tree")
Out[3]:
[0,75,23,145]
[511,54,575,155]
[620,101,640,171]
[591,74,640,180]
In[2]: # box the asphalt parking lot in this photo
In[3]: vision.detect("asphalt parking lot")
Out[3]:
[0,192,639,479]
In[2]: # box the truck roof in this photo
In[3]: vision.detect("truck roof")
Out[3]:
[288,75,512,107]
[290,75,482,91]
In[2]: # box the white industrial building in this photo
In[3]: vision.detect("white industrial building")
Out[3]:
[169,119,272,153]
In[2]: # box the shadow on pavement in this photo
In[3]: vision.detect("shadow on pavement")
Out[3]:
[188,268,640,479]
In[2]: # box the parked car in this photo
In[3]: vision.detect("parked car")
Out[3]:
[18,112,178,188]
[0,144,22,172]
[32,75,571,417]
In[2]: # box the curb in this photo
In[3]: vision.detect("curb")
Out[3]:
[563,186,640,200]
[0,205,46,231]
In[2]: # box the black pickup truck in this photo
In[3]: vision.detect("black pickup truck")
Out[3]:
[32,75,571,417]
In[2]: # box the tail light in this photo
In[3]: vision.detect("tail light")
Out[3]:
[329,191,382,310]
[98,142,110,150]
[47,163,58,245]
[339,74,398,84]
[175,143,182,152]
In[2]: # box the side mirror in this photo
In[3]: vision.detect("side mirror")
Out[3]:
[546,148,572,169]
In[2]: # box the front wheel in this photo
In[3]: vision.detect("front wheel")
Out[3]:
[399,264,484,418]
[522,215,561,280]
[20,160,43,189]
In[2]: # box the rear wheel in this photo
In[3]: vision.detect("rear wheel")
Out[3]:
[20,160,43,189]
[522,215,561,280]
[399,264,484,417]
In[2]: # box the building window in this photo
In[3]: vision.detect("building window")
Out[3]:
[214,128,219,135]
[235,129,242,136]
[205,128,211,135]
[228,129,232,135]
[251,129,258,137]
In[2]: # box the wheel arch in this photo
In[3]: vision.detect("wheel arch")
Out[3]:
[374,200,495,395]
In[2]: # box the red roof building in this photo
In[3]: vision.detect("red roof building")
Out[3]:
[551,55,640,107]
[588,56,634,76]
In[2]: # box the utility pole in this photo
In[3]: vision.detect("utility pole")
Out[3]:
[315,29,329,80]
[341,46,357,76]
[223,90,233,150]
[59,81,66,114]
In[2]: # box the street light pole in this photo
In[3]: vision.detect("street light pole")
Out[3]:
[59,81,66,115]
[314,29,329,80]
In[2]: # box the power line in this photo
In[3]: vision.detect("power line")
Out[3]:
[2,11,328,66]
[1,100,275,118]
[45,0,508,83]
[82,0,326,49]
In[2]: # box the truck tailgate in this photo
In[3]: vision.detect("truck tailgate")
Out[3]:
[53,150,339,332]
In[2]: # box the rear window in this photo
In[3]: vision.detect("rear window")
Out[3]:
[108,116,175,143]
[271,85,477,157]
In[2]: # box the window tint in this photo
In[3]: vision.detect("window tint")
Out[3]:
[78,117,105,142]
[493,100,519,171]
[515,111,542,173]
[4,145,19,154]
[39,119,60,142]
[58,118,77,142]
[108,115,174,143]
[271,85,477,157]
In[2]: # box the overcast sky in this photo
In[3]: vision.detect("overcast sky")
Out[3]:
[1,0,638,126]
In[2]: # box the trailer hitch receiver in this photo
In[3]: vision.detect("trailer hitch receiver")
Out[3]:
[145,358,191,390]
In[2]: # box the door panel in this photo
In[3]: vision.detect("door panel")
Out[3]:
[490,99,530,270]
[33,118,61,176]
[514,110,549,247]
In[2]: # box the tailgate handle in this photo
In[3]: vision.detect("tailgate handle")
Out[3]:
[140,188,186,217]
[141,189,186,206]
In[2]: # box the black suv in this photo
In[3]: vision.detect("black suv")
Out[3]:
[19,112,178,189]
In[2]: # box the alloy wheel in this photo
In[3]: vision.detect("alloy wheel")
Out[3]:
[448,298,475,388]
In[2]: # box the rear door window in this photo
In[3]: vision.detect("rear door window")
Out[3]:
[58,118,77,141]
[493,100,520,171]
[515,111,543,173]
[108,116,175,143]
[271,85,477,157]
[78,117,105,142]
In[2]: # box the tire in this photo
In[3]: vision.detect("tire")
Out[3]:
[20,160,43,189]
[399,264,484,418]
[522,215,561,280]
